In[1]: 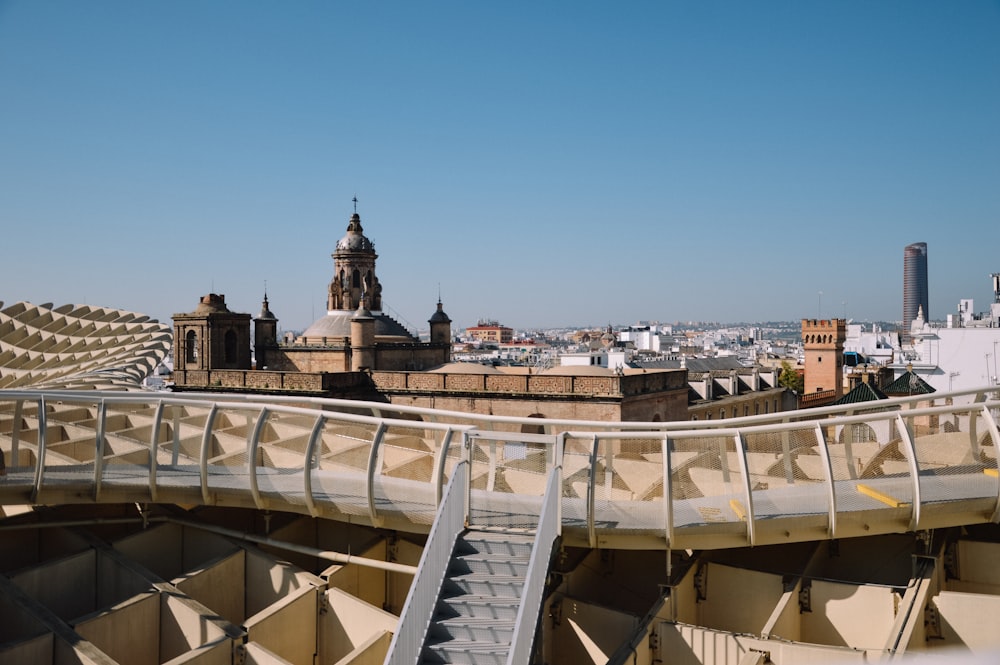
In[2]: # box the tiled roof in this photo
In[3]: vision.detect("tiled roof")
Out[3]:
[833,381,888,405]
[883,371,936,396]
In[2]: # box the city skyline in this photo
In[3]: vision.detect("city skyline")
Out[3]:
[2,2,999,331]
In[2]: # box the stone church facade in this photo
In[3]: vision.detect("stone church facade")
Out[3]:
[171,206,690,424]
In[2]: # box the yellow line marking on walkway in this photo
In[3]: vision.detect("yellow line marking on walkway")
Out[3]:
[729,499,748,521]
[856,483,909,508]
[985,468,998,478]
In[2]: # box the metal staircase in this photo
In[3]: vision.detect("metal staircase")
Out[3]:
[421,529,536,664]
[387,433,564,665]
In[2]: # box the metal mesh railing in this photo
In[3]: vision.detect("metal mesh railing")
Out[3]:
[1,389,999,550]
[467,432,553,530]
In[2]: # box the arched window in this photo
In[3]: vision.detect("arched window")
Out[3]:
[521,414,546,435]
[352,269,361,289]
[186,330,198,363]
[225,329,238,364]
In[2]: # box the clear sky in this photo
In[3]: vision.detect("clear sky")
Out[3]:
[2,1,998,333]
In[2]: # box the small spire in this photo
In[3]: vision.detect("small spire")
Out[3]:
[353,195,358,213]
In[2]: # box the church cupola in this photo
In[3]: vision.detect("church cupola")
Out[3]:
[328,198,382,313]
[428,299,452,346]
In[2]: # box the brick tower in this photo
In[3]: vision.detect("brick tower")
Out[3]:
[801,318,846,401]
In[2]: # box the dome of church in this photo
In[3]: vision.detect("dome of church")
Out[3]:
[335,213,375,253]
[299,310,416,342]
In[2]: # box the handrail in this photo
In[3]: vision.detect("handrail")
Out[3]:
[385,461,469,665]
[1,390,1000,553]
[507,460,563,665]
[4,383,993,435]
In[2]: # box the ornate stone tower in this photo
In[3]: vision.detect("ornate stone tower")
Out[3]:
[801,318,846,399]
[327,205,382,313]
[254,292,278,370]
[172,294,251,372]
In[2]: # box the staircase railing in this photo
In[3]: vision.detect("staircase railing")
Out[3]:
[385,460,469,665]
[507,441,563,665]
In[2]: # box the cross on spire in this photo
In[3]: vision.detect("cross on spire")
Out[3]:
[352,196,358,213]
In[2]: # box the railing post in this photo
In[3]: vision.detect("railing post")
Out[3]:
[896,414,922,531]
[587,434,599,548]
[199,404,218,506]
[433,429,455,507]
[149,400,164,503]
[813,423,838,540]
[731,432,756,546]
[94,399,107,502]
[10,399,22,472]
[463,432,472,526]
[365,423,387,527]
[30,396,47,505]
[663,434,673,550]
[248,407,269,509]
[555,432,564,535]
[983,404,1000,524]
[302,413,326,518]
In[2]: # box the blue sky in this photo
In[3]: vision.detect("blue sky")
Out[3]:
[2,1,998,332]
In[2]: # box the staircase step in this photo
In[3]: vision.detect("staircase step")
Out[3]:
[435,595,521,621]
[441,574,524,598]
[422,640,510,665]
[428,616,516,643]
[456,537,534,558]
[449,555,529,577]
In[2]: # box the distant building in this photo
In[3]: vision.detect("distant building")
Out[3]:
[173,208,452,389]
[465,321,513,346]
[903,242,929,342]
[801,318,847,408]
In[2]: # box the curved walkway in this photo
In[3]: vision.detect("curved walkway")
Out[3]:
[1,387,999,550]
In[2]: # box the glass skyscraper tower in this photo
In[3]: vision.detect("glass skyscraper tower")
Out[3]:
[903,242,929,341]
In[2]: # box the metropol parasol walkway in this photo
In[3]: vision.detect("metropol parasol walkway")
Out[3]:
[2,301,1000,665]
